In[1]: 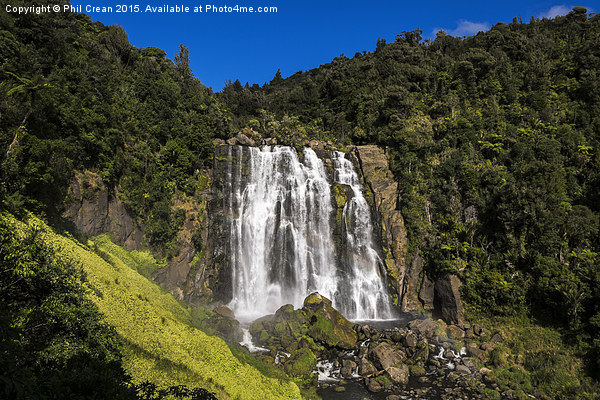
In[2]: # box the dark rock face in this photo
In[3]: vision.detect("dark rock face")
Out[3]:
[63,172,144,251]
[353,145,411,310]
[434,274,465,325]
[418,272,435,312]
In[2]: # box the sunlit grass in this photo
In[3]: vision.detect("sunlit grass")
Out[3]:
[7,214,301,400]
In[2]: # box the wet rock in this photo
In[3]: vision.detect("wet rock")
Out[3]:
[443,349,455,359]
[366,378,384,393]
[341,360,357,379]
[434,274,465,325]
[386,395,401,400]
[359,357,378,376]
[385,365,409,385]
[283,348,317,378]
[214,305,235,319]
[369,342,405,370]
[334,386,346,392]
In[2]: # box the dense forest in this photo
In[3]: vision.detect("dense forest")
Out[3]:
[222,6,600,379]
[1,0,600,398]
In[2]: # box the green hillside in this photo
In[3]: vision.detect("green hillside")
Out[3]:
[0,213,301,400]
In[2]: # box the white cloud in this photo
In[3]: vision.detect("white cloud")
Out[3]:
[432,20,490,38]
[539,5,571,18]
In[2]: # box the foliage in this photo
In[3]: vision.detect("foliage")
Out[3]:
[1,213,302,400]
[219,8,600,389]
[0,213,137,399]
[0,0,227,252]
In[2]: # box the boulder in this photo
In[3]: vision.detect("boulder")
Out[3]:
[434,274,465,325]
[404,332,418,348]
[359,357,377,376]
[491,332,503,343]
[369,342,405,370]
[341,360,357,379]
[385,365,409,385]
[480,342,496,352]
[366,378,383,393]
[205,312,242,342]
[408,318,441,338]
[303,293,358,349]
[284,348,317,378]
[233,132,257,146]
[456,364,471,375]
[409,365,426,376]
[447,325,465,339]
[412,339,429,363]
[214,305,235,319]
[466,342,486,361]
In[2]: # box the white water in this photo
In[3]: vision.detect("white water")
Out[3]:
[225,145,392,320]
[332,151,392,320]
[240,328,269,353]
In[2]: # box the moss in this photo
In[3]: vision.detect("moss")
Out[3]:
[374,375,392,386]
[409,365,426,376]
[283,348,317,379]
[332,184,348,208]
[307,313,336,345]
[259,330,270,343]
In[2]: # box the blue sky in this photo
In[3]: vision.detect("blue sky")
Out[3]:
[72,1,593,91]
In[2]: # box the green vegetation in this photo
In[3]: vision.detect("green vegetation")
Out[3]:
[0,213,301,399]
[220,8,600,396]
[470,316,599,398]
[2,1,600,397]
[0,0,227,254]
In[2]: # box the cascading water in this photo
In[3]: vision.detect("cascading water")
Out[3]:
[224,145,392,321]
[332,151,392,320]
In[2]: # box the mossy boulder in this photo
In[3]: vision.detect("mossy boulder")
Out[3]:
[249,305,309,352]
[409,365,426,376]
[250,293,358,353]
[284,348,317,379]
[303,293,358,350]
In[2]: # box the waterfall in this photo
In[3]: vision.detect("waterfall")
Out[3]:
[224,145,392,321]
[332,151,392,320]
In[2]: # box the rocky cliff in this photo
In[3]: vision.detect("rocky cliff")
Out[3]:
[63,171,145,251]
[62,139,464,323]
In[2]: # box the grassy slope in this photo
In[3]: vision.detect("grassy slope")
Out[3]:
[7,215,301,400]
